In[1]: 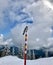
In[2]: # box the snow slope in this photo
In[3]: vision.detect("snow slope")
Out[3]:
[0,56,53,65]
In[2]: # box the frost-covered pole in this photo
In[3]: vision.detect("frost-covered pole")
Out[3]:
[23,26,28,65]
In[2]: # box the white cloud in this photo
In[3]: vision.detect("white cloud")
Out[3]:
[0,34,13,46]
[0,0,35,31]
[0,0,9,10]
[43,0,53,10]
[0,0,53,49]
[11,0,53,49]
[0,0,10,30]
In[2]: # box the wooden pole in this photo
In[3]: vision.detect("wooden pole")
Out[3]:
[24,30,28,65]
[23,26,28,65]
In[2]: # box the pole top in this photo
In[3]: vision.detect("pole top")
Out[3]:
[23,26,28,35]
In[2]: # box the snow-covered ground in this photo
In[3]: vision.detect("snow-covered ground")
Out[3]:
[0,56,53,65]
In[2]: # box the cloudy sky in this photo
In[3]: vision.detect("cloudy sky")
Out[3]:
[0,0,53,49]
